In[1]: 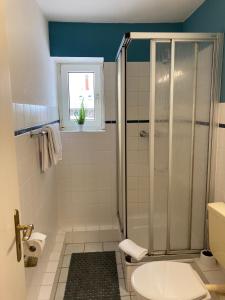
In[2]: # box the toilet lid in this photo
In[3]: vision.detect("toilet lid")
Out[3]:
[131,261,208,300]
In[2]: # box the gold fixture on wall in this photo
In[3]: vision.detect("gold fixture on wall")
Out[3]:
[14,209,34,262]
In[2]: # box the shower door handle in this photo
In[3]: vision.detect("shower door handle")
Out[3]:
[140,130,149,137]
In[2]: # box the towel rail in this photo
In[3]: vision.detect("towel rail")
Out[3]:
[30,130,47,138]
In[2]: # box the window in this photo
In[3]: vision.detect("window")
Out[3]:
[59,62,104,131]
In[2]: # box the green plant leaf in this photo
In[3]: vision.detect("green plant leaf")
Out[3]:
[74,100,86,125]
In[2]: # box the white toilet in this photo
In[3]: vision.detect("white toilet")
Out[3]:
[131,202,225,300]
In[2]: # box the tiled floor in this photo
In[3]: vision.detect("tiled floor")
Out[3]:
[55,241,225,300]
[54,241,133,300]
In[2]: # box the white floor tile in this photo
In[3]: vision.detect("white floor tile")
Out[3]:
[203,270,225,284]
[56,233,65,242]
[55,283,66,300]
[62,255,71,268]
[116,251,122,264]
[103,242,119,251]
[64,243,84,255]
[59,268,69,283]
[52,242,64,253]
[195,258,220,272]
[85,242,103,252]
[46,261,58,273]
[49,251,61,261]
[119,278,130,297]
[38,285,52,300]
[41,272,55,285]
[117,264,124,278]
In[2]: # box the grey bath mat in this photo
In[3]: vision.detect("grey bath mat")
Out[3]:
[64,251,120,300]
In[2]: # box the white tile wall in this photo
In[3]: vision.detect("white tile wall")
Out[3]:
[104,63,117,121]
[215,103,225,203]
[205,102,225,300]
[126,62,150,249]
[126,62,150,121]
[56,63,118,233]
[12,103,58,131]
[56,125,118,230]
[14,102,59,300]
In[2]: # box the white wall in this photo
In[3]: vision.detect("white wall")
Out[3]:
[5,0,59,299]
[5,0,57,106]
[215,103,225,202]
[0,0,26,298]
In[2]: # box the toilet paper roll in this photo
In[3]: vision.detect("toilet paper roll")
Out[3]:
[24,232,47,258]
[29,232,47,241]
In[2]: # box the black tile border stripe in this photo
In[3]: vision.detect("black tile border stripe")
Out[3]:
[126,120,210,126]
[14,119,213,136]
[15,119,116,136]
[196,121,209,126]
[14,120,60,136]
[127,120,149,123]
[105,120,117,124]
[219,123,225,128]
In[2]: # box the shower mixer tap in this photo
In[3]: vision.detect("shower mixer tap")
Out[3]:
[140,130,149,137]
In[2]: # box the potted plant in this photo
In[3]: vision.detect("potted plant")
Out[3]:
[74,100,86,130]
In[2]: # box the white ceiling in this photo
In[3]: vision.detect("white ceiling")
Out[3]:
[36,0,205,23]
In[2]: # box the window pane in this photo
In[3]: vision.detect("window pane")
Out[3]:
[68,72,95,120]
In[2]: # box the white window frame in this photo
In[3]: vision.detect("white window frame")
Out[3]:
[58,61,104,131]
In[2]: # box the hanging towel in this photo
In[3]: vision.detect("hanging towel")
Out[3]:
[39,133,51,172]
[45,124,62,165]
[119,239,148,261]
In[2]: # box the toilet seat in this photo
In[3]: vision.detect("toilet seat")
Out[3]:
[131,261,210,300]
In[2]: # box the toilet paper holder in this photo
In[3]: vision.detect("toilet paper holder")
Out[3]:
[18,224,34,241]
[14,209,34,262]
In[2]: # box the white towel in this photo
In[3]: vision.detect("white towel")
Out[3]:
[45,124,62,165]
[119,239,148,261]
[39,133,50,172]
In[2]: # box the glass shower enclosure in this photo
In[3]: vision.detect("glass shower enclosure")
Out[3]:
[117,33,223,257]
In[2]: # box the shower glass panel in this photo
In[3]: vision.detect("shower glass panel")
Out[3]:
[191,42,214,250]
[153,42,170,251]
[116,32,223,257]
[169,41,214,251]
[170,42,196,250]
[151,40,214,253]
[126,40,150,249]
[117,49,126,235]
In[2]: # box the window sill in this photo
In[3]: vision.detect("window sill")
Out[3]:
[60,128,106,133]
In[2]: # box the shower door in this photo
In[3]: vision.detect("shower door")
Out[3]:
[149,39,215,254]
[116,32,223,256]
[117,48,126,235]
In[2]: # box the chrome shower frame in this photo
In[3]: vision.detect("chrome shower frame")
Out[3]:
[116,32,224,258]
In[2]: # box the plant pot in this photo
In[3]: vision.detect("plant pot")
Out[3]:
[78,124,84,131]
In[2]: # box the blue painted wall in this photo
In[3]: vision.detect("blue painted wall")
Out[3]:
[49,22,182,61]
[49,2,225,100]
[183,0,225,101]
